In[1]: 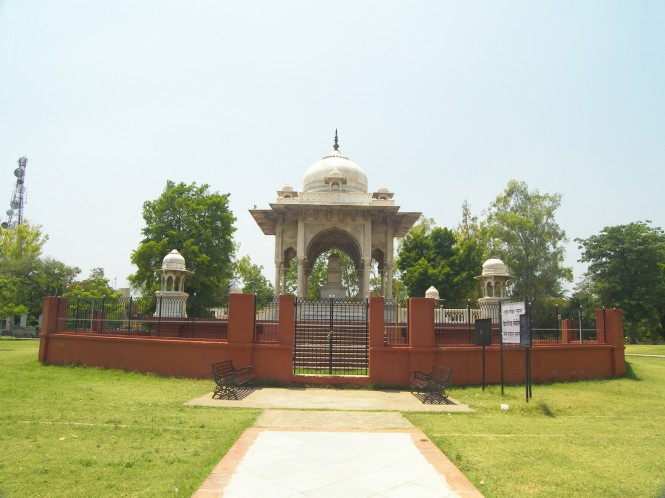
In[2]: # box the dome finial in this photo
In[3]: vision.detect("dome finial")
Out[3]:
[333,129,339,150]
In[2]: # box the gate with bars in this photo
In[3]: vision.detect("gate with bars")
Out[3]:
[293,298,369,375]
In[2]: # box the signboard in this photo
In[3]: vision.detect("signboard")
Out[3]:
[520,313,532,348]
[474,318,492,346]
[501,301,525,345]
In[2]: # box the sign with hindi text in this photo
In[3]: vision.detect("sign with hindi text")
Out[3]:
[501,301,525,345]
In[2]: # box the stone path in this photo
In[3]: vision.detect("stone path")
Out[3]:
[191,388,483,497]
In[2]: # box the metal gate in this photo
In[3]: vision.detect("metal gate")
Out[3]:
[293,298,369,375]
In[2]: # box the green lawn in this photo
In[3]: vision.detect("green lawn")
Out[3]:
[625,343,665,356]
[406,354,665,497]
[0,339,259,497]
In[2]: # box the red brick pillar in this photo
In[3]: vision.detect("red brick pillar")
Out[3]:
[93,310,105,334]
[226,293,256,369]
[408,298,435,347]
[369,297,385,348]
[227,293,255,344]
[561,319,574,344]
[598,308,626,376]
[278,294,295,347]
[39,297,67,363]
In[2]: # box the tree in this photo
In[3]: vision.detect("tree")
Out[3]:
[129,181,237,307]
[576,221,665,343]
[63,268,123,300]
[234,255,274,308]
[485,180,572,301]
[0,224,80,326]
[396,216,484,301]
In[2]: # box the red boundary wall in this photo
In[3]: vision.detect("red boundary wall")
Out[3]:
[38,295,626,386]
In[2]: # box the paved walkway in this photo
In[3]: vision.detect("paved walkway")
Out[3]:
[191,388,482,497]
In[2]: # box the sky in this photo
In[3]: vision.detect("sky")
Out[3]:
[1,1,664,293]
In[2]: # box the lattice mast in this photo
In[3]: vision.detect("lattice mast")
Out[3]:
[1,157,28,229]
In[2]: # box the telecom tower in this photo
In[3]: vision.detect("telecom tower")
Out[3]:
[1,157,28,229]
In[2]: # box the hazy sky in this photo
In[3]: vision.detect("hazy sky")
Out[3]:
[1,1,664,293]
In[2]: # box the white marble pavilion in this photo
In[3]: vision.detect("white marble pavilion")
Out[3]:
[250,132,421,298]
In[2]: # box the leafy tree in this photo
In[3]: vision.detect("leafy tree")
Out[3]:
[0,224,80,326]
[396,216,484,301]
[454,201,487,301]
[129,181,237,309]
[64,268,123,300]
[234,255,274,308]
[485,180,572,301]
[37,258,81,298]
[576,221,665,343]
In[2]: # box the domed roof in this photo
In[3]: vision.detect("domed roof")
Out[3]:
[302,133,368,193]
[162,249,187,271]
[481,258,510,277]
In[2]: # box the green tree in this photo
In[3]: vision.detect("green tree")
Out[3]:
[576,221,665,343]
[485,180,572,301]
[37,258,81,298]
[454,201,487,301]
[234,255,275,308]
[396,215,484,301]
[0,223,80,325]
[63,268,123,300]
[129,181,237,309]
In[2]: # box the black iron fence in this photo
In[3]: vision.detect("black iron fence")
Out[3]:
[433,300,600,346]
[293,298,369,375]
[52,296,604,347]
[528,303,598,344]
[433,300,502,345]
[384,299,408,345]
[254,297,279,342]
[56,295,229,340]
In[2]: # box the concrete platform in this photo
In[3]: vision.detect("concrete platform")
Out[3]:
[187,387,472,412]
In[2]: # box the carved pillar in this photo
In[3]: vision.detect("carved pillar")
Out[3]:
[386,222,394,299]
[296,214,306,298]
[274,263,282,297]
[297,258,306,298]
[386,261,393,299]
[362,220,372,298]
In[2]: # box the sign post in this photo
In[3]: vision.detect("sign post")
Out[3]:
[501,301,526,398]
[520,313,532,402]
[474,318,492,391]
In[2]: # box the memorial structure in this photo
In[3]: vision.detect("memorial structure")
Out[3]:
[154,249,193,318]
[250,132,420,298]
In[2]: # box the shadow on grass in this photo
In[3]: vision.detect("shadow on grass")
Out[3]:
[624,362,642,381]
[538,402,555,418]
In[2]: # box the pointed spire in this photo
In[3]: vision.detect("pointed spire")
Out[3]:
[333,129,339,150]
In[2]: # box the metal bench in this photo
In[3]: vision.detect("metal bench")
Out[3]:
[211,360,255,400]
[410,366,452,404]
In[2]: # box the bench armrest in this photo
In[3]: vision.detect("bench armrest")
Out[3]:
[410,370,430,382]
[235,365,254,377]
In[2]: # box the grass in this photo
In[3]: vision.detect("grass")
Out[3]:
[0,338,260,497]
[625,343,665,356]
[405,354,665,497]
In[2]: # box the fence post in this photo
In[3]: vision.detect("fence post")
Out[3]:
[157,295,162,337]
[466,299,472,343]
[99,297,106,334]
[74,298,80,333]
